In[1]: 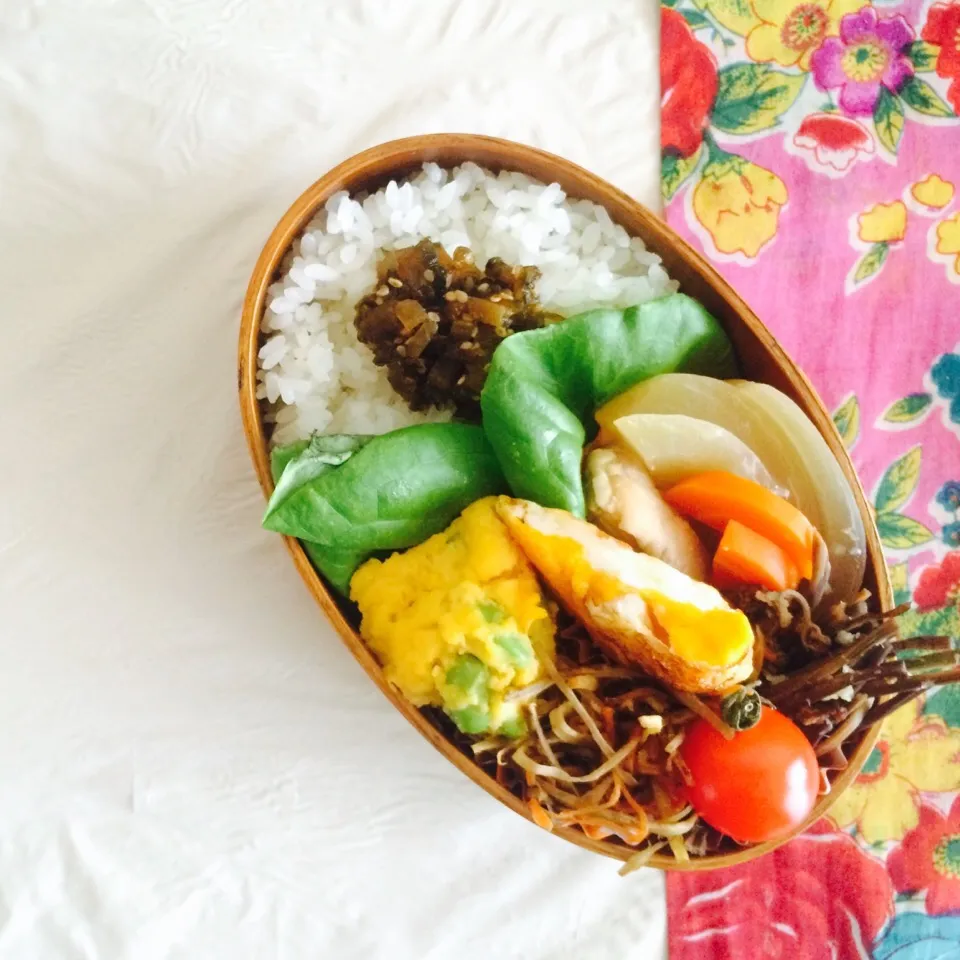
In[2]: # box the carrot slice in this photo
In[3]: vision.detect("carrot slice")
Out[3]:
[528,797,554,831]
[664,471,815,579]
[713,520,801,591]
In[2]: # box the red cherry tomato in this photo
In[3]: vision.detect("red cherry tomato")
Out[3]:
[680,708,819,844]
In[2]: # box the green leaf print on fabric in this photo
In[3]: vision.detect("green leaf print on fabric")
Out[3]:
[853,242,890,285]
[882,393,934,424]
[680,8,711,29]
[901,77,955,118]
[925,682,960,729]
[833,394,860,449]
[877,513,936,548]
[662,146,703,202]
[899,604,960,643]
[906,41,940,72]
[874,87,906,154]
[876,446,923,513]
[711,63,806,135]
[690,0,757,35]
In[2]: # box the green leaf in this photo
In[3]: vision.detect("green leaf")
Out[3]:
[874,87,905,154]
[262,424,507,593]
[680,8,711,28]
[925,682,960,729]
[711,63,806,134]
[832,394,860,450]
[691,0,759,35]
[270,434,372,502]
[662,145,703,203]
[888,561,910,606]
[877,513,935,549]
[662,0,680,8]
[901,603,960,644]
[875,446,923,514]
[882,392,933,424]
[853,243,889,285]
[481,295,738,518]
[906,40,940,72]
[900,76,954,117]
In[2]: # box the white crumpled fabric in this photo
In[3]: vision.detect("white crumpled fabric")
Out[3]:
[0,1,665,957]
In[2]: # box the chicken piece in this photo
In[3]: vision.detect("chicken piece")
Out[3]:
[585,446,709,581]
[496,497,754,694]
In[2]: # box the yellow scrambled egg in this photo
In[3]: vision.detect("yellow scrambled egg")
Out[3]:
[349,497,555,736]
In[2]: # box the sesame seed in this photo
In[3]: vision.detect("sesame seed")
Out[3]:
[423,269,435,283]
[387,277,403,288]
[376,285,389,297]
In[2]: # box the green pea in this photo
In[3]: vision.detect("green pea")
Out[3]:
[478,599,506,624]
[494,633,534,667]
[449,705,491,734]
[497,715,527,739]
[445,654,490,696]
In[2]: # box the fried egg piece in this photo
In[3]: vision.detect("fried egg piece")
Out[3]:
[495,497,754,694]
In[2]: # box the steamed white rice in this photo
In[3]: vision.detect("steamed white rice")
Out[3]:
[257,162,678,447]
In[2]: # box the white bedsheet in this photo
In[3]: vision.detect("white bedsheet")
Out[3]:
[0,2,665,957]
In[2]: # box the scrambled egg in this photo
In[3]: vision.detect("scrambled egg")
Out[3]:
[349,497,555,736]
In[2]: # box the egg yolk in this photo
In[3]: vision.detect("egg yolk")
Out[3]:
[502,523,751,669]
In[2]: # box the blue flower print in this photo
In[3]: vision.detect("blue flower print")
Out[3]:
[931,350,960,424]
[938,481,960,514]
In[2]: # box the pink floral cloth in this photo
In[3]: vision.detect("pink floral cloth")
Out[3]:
[660,0,960,954]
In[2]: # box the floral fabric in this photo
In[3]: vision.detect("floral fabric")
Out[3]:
[661,0,960,955]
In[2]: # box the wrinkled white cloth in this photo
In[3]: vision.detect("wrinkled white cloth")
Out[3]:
[0,2,665,957]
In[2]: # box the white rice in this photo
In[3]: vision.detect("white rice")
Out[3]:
[257,162,678,446]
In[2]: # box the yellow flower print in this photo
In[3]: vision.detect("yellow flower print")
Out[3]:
[747,0,866,70]
[830,700,960,843]
[936,212,960,276]
[858,200,907,244]
[912,175,956,211]
[692,158,787,258]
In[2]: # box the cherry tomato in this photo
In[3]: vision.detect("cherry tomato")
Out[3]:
[680,708,818,844]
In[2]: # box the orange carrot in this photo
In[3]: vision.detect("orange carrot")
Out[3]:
[601,706,616,742]
[713,520,801,591]
[664,471,815,579]
[528,797,554,831]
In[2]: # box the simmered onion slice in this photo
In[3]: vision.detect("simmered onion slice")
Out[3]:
[609,413,787,495]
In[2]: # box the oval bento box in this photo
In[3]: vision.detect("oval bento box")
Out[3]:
[238,134,892,871]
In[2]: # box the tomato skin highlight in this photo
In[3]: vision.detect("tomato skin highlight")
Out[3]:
[680,708,819,844]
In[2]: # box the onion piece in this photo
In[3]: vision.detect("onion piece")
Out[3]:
[546,663,616,759]
[608,413,788,495]
[528,703,562,770]
[732,382,866,605]
[815,697,870,756]
[647,814,699,837]
[512,738,639,784]
[672,690,736,740]
[619,840,667,876]
[549,702,587,743]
